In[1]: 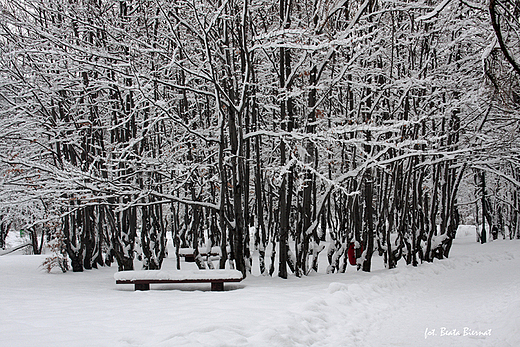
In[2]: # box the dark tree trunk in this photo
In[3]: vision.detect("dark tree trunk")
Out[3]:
[362,168,374,272]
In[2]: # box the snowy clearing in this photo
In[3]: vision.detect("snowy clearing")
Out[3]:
[1,226,519,347]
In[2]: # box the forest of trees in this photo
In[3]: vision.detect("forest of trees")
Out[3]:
[0,0,519,277]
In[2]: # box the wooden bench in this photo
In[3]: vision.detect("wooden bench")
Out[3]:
[178,247,221,262]
[114,269,243,291]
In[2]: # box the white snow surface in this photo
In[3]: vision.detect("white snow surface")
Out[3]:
[1,226,519,346]
[114,269,243,281]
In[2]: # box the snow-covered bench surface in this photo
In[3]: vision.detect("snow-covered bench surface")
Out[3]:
[114,269,243,281]
[114,269,244,291]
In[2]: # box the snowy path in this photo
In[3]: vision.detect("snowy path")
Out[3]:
[364,243,520,346]
[1,230,519,346]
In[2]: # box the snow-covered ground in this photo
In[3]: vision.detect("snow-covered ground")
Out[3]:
[1,226,519,346]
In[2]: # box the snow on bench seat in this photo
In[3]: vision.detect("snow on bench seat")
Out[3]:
[114,269,243,291]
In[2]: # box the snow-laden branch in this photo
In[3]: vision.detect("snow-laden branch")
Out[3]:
[416,0,453,21]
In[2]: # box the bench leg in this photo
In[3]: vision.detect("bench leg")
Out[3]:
[135,283,150,291]
[211,282,224,291]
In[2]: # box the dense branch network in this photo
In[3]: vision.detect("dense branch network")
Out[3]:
[0,0,519,276]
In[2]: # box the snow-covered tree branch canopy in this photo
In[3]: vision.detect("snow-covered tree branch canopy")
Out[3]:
[0,0,519,276]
